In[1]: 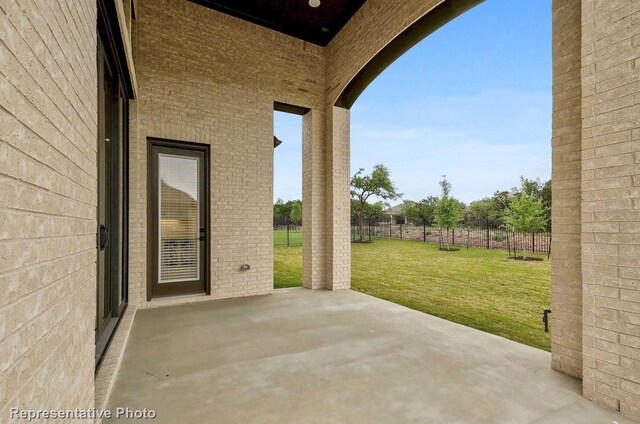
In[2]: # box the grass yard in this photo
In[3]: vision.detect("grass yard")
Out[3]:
[273,229,303,247]
[274,238,551,351]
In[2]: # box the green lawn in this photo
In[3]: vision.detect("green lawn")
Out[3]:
[274,238,551,351]
[273,229,303,247]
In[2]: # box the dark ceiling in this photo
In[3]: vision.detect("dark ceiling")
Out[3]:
[189,0,367,46]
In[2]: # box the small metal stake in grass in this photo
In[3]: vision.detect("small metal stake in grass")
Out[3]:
[543,309,551,332]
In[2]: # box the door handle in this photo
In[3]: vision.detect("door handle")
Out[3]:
[198,228,206,241]
[99,224,109,251]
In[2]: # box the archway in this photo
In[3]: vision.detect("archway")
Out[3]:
[323,0,583,386]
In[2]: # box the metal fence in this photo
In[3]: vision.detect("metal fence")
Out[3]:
[352,220,551,256]
[274,224,303,247]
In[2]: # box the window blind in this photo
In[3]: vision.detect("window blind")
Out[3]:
[158,154,200,283]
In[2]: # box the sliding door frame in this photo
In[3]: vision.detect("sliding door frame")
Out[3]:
[96,0,132,369]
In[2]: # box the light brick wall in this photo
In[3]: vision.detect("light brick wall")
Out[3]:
[581,0,640,419]
[325,106,351,290]
[4,0,640,421]
[551,0,584,379]
[302,109,328,289]
[322,0,451,293]
[0,0,97,419]
[132,0,328,303]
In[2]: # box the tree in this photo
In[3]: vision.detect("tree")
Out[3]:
[402,197,438,241]
[434,176,464,249]
[503,191,547,259]
[465,199,494,224]
[289,201,302,225]
[517,177,552,230]
[351,165,401,242]
[273,199,302,225]
[540,179,552,229]
[365,201,391,222]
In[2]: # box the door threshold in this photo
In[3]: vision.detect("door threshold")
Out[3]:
[145,293,211,309]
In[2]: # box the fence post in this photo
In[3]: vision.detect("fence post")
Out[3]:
[400,223,403,240]
[466,227,470,250]
[452,229,455,246]
[486,220,490,249]
[368,219,371,241]
[532,232,535,254]
[287,223,290,247]
[423,222,426,242]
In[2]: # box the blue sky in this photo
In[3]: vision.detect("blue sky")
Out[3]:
[274,0,552,204]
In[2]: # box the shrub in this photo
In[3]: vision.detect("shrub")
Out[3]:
[493,233,506,242]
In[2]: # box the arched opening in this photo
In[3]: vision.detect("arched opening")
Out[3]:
[335,0,484,109]
[340,0,555,352]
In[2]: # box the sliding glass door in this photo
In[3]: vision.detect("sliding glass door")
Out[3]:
[96,33,128,365]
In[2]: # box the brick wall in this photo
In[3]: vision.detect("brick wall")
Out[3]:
[551,0,584,379]
[325,0,443,105]
[302,109,328,289]
[131,0,328,304]
[325,106,351,290]
[3,0,639,420]
[0,0,96,419]
[581,0,640,419]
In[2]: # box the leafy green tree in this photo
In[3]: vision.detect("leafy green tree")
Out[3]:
[366,201,391,222]
[273,199,302,225]
[402,197,437,225]
[273,198,285,224]
[517,177,552,230]
[434,176,464,249]
[503,191,547,259]
[351,165,401,242]
[466,194,508,225]
[491,190,513,212]
[540,179,552,229]
[402,197,438,241]
[289,201,302,225]
[465,199,494,223]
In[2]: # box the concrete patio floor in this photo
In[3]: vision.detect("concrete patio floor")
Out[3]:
[106,288,635,423]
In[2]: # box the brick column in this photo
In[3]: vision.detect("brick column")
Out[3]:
[580,0,640,419]
[550,0,584,379]
[326,106,351,290]
[302,109,327,289]
[301,106,351,290]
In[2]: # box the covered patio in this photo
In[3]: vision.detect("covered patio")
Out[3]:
[106,288,632,423]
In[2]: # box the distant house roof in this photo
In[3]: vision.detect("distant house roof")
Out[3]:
[274,136,283,148]
[386,202,405,215]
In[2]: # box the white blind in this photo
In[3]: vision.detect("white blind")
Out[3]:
[158,154,199,283]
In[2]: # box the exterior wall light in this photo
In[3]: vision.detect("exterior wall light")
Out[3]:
[309,0,320,8]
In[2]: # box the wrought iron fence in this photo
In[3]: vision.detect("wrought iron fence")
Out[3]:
[274,224,303,247]
[351,219,551,256]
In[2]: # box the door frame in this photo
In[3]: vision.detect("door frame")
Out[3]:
[96,2,131,369]
[147,138,210,300]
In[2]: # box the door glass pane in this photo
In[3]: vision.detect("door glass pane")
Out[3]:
[158,154,200,283]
